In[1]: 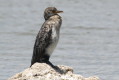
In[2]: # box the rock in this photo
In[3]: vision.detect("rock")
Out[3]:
[8,63,100,80]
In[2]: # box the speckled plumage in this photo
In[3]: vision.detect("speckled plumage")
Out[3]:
[31,7,63,66]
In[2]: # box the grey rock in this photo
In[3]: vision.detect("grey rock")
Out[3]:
[8,63,100,80]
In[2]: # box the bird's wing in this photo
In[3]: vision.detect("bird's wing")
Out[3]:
[31,21,54,65]
[34,23,53,49]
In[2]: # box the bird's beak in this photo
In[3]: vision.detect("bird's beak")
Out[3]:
[54,10,63,13]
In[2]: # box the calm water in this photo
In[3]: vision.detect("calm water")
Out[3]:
[0,0,119,80]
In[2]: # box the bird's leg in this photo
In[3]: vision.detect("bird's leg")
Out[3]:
[46,60,55,68]
[46,60,65,74]
[42,55,56,68]
[41,55,64,73]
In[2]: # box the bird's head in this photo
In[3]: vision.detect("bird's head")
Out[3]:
[44,7,63,20]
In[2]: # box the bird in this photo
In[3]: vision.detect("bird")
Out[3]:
[30,7,63,67]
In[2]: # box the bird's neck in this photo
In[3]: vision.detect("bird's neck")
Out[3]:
[49,15,61,20]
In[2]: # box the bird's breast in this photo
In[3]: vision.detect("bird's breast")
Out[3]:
[46,26,59,56]
[45,18,61,56]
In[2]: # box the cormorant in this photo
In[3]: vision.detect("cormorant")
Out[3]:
[31,7,63,67]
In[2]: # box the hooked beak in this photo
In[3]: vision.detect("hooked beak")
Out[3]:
[54,10,63,13]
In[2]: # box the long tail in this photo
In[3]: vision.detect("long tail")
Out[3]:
[30,46,41,67]
[30,45,45,67]
[30,47,37,67]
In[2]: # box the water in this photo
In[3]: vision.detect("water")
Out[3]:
[0,0,119,80]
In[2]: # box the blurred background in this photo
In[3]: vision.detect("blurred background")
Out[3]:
[0,0,119,80]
